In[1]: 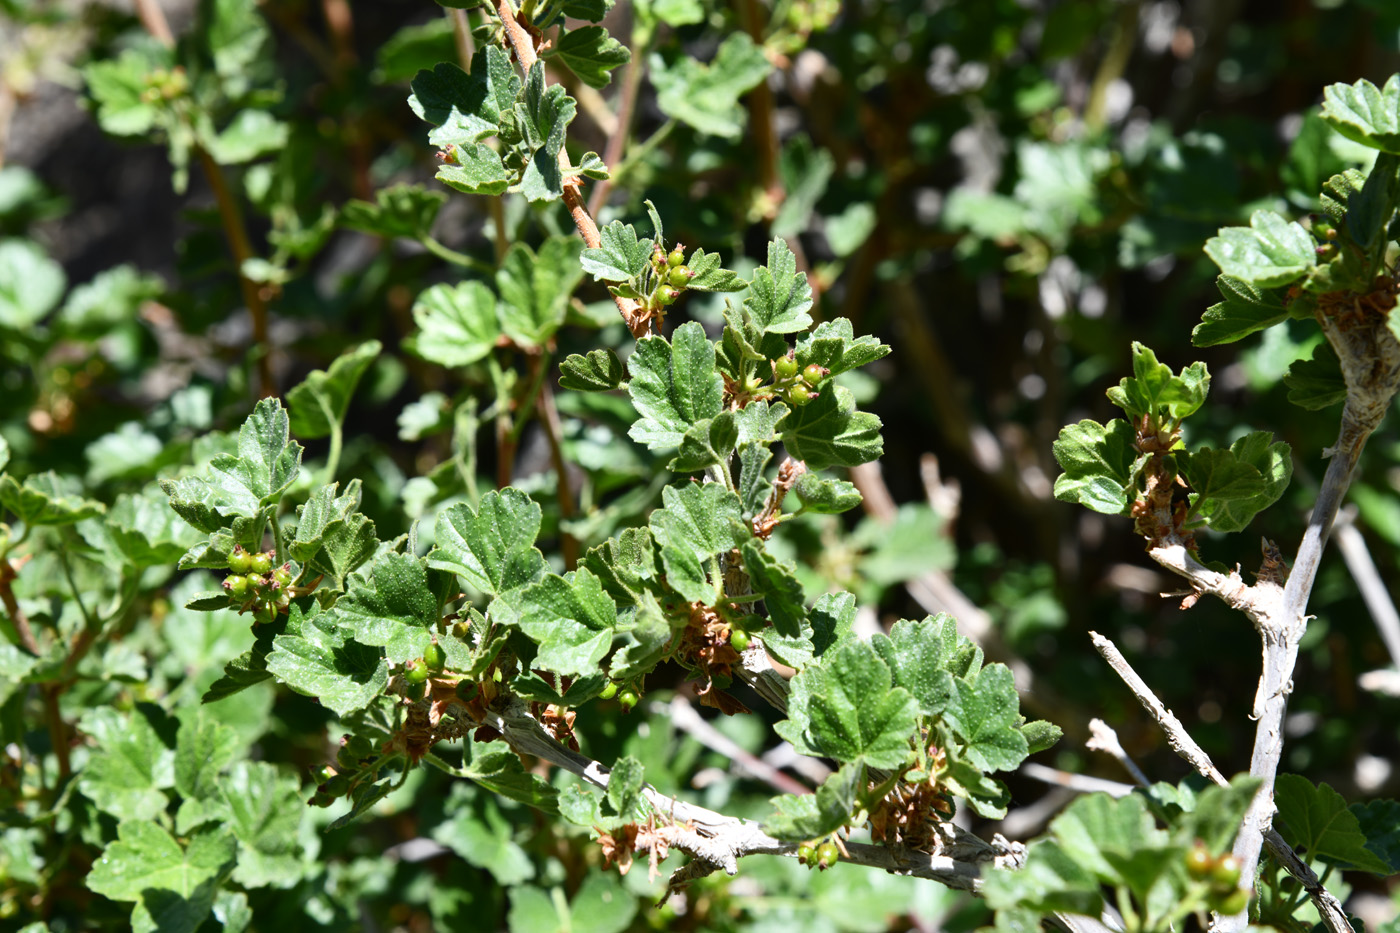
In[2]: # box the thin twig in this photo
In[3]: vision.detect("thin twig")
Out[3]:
[1089,631,1353,933]
[659,696,811,796]
[1086,719,1151,788]
[1020,762,1135,798]
[1333,507,1400,669]
[534,360,578,569]
[586,30,643,215]
[134,0,174,46]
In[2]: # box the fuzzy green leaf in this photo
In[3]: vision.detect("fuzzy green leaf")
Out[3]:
[0,471,105,527]
[1204,210,1316,288]
[981,838,1104,917]
[219,761,305,889]
[580,220,654,283]
[431,784,534,885]
[744,238,814,335]
[670,413,738,472]
[870,616,960,717]
[332,552,440,664]
[650,33,770,138]
[1192,276,1289,347]
[1048,792,1177,899]
[683,247,746,292]
[174,715,241,804]
[579,527,657,606]
[763,761,864,842]
[434,145,512,195]
[795,317,891,377]
[560,348,625,392]
[1105,342,1210,420]
[648,482,746,564]
[1349,799,1400,873]
[1284,341,1347,410]
[775,638,919,769]
[77,705,175,822]
[943,664,1030,773]
[0,238,65,329]
[1275,774,1394,874]
[627,321,724,450]
[1190,432,1292,533]
[740,537,808,640]
[1052,419,1138,515]
[497,237,584,347]
[409,49,520,147]
[286,340,381,440]
[793,472,862,514]
[411,280,501,368]
[266,603,390,717]
[431,487,547,597]
[779,386,883,471]
[291,480,378,586]
[515,61,577,201]
[517,569,617,677]
[86,821,235,904]
[554,25,631,89]
[1321,74,1400,154]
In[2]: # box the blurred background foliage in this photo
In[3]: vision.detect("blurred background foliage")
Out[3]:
[3,0,1400,929]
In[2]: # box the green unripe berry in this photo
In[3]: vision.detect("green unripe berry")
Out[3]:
[656,287,680,306]
[667,247,685,268]
[774,357,799,380]
[1216,888,1249,916]
[309,791,336,808]
[403,679,427,701]
[599,681,619,700]
[228,547,254,574]
[667,266,692,288]
[249,551,273,575]
[797,843,815,864]
[252,604,277,625]
[1211,855,1242,890]
[315,765,338,784]
[816,841,840,869]
[423,641,446,671]
[730,629,751,652]
[272,564,294,588]
[802,363,825,385]
[405,658,431,684]
[224,574,251,597]
[787,384,811,405]
[319,773,351,796]
[1184,842,1212,879]
[455,680,479,702]
[618,688,639,711]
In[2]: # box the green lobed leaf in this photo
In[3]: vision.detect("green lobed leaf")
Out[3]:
[1052,418,1138,515]
[430,487,547,597]
[627,321,724,450]
[0,238,66,329]
[560,348,625,392]
[579,527,657,606]
[870,616,960,716]
[515,61,578,201]
[58,263,162,333]
[174,714,242,804]
[517,568,618,678]
[740,537,808,640]
[763,761,864,842]
[738,442,774,519]
[86,821,236,905]
[456,737,560,813]
[1105,342,1210,421]
[202,624,278,703]
[773,134,834,240]
[431,784,535,885]
[1047,792,1176,899]
[219,760,305,889]
[580,219,655,283]
[943,664,1030,773]
[203,109,289,165]
[411,280,501,368]
[775,638,920,770]
[496,237,584,347]
[792,472,863,514]
[213,398,304,509]
[605,755,650,822]
[683,247,746,292]
[1192,275,1289,347]
[1190,431,1292,533]
[1204,209,1316,288]
[286,340,381,440]
[291,479,378,586]
[82,47,168,138]
[0,471,105,527]
[1179,447,1265,503]
[608,590,678,681]
[795,317,892,377]
[943,758,1010,818]
[650,33,771,139]
[340,183,447,240]
[265,603,390,717]
[734,398,789,446]
[670,413,738,472]
[332,552,440,664]
[808,591,856,658]
[981,838,1104,917]
[779,386,883,471]
[648,482,746,564]
[1284,341,1347,410]
[434,145,512,195]
[744,238,814,335]
[1349,799,1400,873]
[554,25,631,89]
[1341,152,1400,254]
[409,48,521,148]
[1275,774,1394,874]
[1321,74,1400,154]
[77,705,176,822]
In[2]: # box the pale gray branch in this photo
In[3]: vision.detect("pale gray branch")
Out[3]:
[1089,631,1353,933]
[1334,507,1400,669]
[1085,718,1151,788]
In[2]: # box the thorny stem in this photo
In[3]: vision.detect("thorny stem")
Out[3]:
[493,0,650,336]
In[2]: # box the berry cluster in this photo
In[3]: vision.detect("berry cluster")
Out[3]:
[399,640,447,699]
[598,680,640,711]
[796,839,842,871]
[772,353,828,406]
[222,546,296,624]
[650,245,696,311]
[1185,842,1249,915]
